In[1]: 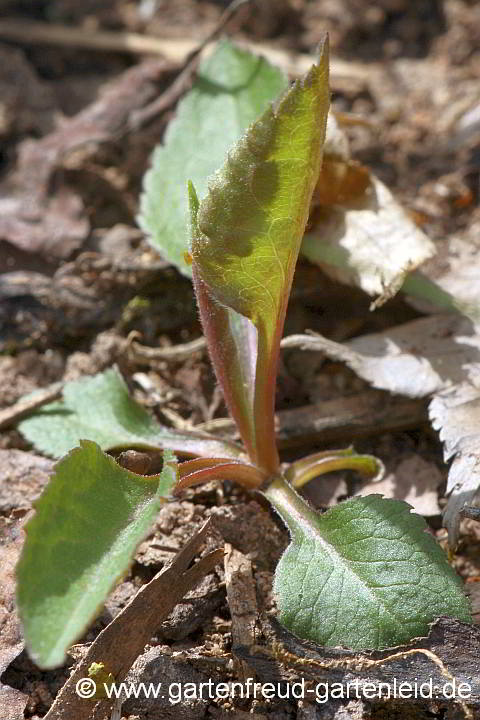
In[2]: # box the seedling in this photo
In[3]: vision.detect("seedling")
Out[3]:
[16,39,470,670]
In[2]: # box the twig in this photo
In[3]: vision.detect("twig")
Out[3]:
[44,520,223,720]
[195,390,428,448]
[128,0,253,130]
[0,19,189,56]
[0,19,370,86]
[0,2,249,60]
[0,382,63,431]
[129,336,207,363]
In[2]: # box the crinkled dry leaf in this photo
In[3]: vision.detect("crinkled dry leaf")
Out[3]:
[431,383,480,544]
[405,233,480,323]
[285,313,480,543]
[302,174,436,304]
[285,314,480,397]
[302,115,435,304]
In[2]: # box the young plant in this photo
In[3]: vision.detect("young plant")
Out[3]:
[16,38,470,670]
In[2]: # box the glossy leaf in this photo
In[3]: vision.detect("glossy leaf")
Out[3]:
[18,367,242,460]
[191,39,330,472]
[266,477,471,649]
[16,441,177,668]
[139,38,287,275]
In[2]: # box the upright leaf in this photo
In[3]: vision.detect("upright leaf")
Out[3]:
[266,479,471,649]
[16,441,177,668]
[191,39,330,472]
[139,38,287,274]
[190,185,258,461]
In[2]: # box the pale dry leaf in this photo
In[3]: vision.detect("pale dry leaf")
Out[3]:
[356,454,443,517]
[284,313,480,543]
[285,314,480,397]
[302,175,436,304]
[430,382,480,544]
[302,115,435,304]
[407,231,480,323]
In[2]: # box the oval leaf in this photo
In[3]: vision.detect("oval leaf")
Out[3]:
[266,482,471,649]
[18,367,242,460]
[16,441,177,668]
[139,38,287,275]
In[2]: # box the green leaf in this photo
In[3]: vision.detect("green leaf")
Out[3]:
[192,40,330,472]
[18,367,242,460]
[16,440,177,668]
[139,38,287,275]
[265,478,471,649]
[190,183,258,461]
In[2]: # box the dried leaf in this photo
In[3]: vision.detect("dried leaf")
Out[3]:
[0,59,167,258]
[302,174,435,304]
[285,314,480,544]
[356,455,443,517]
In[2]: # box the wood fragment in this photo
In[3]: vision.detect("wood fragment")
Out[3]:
[0,382,63,430]
[129,336,207,363]
[195,391,428,449]
[224,544,258,680]
[0,19,370,88]
[43,520,223,720]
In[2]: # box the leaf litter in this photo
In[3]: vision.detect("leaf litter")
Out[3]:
[2,2,475,716]
[286,311,480,544]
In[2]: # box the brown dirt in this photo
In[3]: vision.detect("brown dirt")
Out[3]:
[1,2,479,719]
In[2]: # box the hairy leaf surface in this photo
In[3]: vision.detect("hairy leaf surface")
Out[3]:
[191,40,330,471]
[18,368,242,460]
[16,441,177,668]
[266,483,471,649]
[139,38,287,274]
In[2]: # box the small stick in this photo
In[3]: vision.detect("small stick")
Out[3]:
[129,0,252,130]
[0,382,63,431]
[129,335,207,363]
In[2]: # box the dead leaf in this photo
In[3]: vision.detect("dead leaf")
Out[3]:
[303,175,436,305]
[407,232,480,323]
[0,59,168,259]
[356,454,443,516]
[431,384,480,545]
[302,115,435,304]
[283,314,480,397]
[283,313,480,543]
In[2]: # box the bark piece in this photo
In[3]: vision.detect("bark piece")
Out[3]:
[224,544,258,679]
[43,519,223,720]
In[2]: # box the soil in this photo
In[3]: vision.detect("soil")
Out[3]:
[1,1,480,719]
